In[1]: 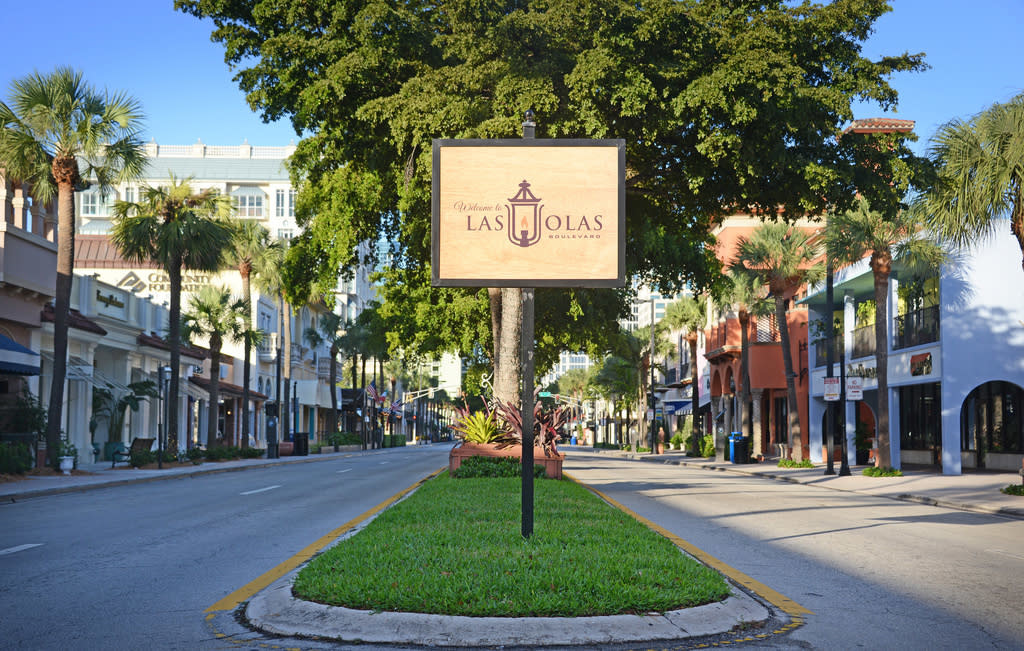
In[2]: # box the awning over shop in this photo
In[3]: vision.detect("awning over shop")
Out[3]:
[0,333,40,375]
[661,399,692,414]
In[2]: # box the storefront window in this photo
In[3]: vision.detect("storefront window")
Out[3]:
[898,382,941,451]
[961,381,1024,454]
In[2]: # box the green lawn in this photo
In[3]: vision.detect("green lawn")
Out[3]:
[293,472,730,617]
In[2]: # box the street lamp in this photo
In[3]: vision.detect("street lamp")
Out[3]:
[157,365,171,469]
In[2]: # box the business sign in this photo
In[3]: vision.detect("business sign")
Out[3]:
[824,377,841,402]
[846,376,864,400]
[432,139,625,287]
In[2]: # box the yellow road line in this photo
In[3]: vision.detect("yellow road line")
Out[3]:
[206,468,443,613]
[566,472,813,617]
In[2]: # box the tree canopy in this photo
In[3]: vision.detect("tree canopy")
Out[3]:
[178,0,927,361]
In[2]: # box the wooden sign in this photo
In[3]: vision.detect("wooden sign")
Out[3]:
[432,139,625,287]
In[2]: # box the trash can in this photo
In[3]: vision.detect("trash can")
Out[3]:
[294,434,309,456]
[728,432,741,463]
[731,435,749,464]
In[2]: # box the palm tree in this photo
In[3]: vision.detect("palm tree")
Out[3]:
[181,286,247,447]
[111,177,234,451]
[225,219,279,447]
[664,295,707,456]
[914,93,1024,270]
[827,197,946,468]
[304,311,346,437]
[733,223,824,460]
[721,269,773,444]
[0,67,145,467]
[254,240,291,441]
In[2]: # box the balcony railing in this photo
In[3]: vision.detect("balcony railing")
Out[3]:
[851,324,876,359]
[814,339,843,368]
[257,332,277,362]
[893,305,940,350]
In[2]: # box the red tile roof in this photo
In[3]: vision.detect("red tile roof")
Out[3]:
[41,304,107,336]
[76,234,160,269]
[189,375,268,400]
[137,332,208,360]
[843,118,915,134]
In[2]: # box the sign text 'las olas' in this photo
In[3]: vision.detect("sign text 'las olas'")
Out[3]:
[432,139,625,287]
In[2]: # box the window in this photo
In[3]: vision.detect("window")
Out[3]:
[898,382,941,451]
[277,229,294,240]
[81,190,114,216]
[234,194,264,218]
[961,381,1024,455]
[275,188,296,218]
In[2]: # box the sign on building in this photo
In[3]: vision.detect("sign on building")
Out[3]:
[824,377,841,401]
[846,376,864,400]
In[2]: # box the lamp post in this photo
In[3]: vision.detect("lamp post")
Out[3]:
[649,297,657,454]
[157,365,171,469]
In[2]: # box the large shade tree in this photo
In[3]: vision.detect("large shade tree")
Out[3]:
[178,0,927,405]
[181,286,247,447]
[0,67,145,467]
[111,178,234,450]
[914,92,1024,270]
[826,197,945,469]
[732,223,823,460]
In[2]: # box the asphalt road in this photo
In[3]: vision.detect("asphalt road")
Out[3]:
[0,445,450,650]
[566,451,1024,649]
[3,447,1022,650]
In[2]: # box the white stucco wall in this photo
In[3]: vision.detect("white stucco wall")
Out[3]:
[940,220,1024,474]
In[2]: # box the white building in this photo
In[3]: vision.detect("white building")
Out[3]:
[805,220,1024,475]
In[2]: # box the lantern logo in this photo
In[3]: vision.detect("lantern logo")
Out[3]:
[506,180,543,248]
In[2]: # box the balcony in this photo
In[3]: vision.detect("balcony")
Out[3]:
[894,305,940,350]
[814,339,843,368]
[257,332,277,362]
[851,324,876,359]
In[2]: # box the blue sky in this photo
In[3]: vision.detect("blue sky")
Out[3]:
[2,0,1022,152]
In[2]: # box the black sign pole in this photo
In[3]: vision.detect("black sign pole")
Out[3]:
[521,110,536,539]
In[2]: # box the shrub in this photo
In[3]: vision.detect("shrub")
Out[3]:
[669,433,685,450]
[240,447,264,458]
[700,434,715,457]
[0,442,32,474]
[333,431,362,446]
[130,450,156,467]
[452,408,506,444]
[1001,484,1024,496]
[452,455,546,479]
[186,447,204,462]
[778,458,814,468]
[862,466,903,477]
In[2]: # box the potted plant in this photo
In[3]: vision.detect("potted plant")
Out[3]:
[58,437,77,475]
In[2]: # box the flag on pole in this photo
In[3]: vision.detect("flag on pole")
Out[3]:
[366,380,378,402]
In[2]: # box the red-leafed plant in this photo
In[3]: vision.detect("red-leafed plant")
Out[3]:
[493,393,567,458]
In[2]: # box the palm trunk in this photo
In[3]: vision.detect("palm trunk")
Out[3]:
[328,345,339,435]
[872,255,893,468]
[739,309,751,439]
[207,335,222,448]
[44,180,75,468]
[494,288,521,405]
[774,293,802,459]
[167,258,183,452]
[240,269,251,448]
[488,287,501,367]
[689,335,701,456]
[282,300,292,442]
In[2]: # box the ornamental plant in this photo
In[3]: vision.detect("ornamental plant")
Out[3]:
[493,394,568,458]
[451,403,511,445]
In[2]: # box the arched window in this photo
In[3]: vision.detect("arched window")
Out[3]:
[961,381,1024,454]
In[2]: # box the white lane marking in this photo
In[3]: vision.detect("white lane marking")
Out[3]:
[240,485,281,496]
[379,461,390,465]
[336,469,352,474]
[0,543,43,556]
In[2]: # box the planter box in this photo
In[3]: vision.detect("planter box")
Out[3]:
[338,445,362,452]
[278,441,294,456]
[449,442,565,479]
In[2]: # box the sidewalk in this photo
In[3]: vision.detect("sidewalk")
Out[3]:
[0,448,369,502]
[601,448,1024,520]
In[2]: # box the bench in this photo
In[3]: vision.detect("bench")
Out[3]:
[111,438,156,468]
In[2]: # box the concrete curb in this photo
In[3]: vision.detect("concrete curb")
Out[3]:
[245,567,771,647]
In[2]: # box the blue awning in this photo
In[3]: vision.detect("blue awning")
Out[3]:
[0,334,40,375]
[662,399,692,414]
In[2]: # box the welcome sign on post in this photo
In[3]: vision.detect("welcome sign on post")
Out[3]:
[432,139,625,287]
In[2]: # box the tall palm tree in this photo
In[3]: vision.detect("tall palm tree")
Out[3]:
[827,197,945,468]
[254,240,290,441]
[111,177,233,451]
[733,223,824,460]
[914,93,1024,270]
[304,311,346,437]
[225,219,279,447]
[721,269,773,443]
[181,286,247,447]
[664,295,707,456]
[0,67,145,467]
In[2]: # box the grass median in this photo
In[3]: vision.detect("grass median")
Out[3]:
[293,471,730,617]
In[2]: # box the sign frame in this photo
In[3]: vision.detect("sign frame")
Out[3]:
[431,138,626,288]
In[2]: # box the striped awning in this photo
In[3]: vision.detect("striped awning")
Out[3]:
[0,334,40,375]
